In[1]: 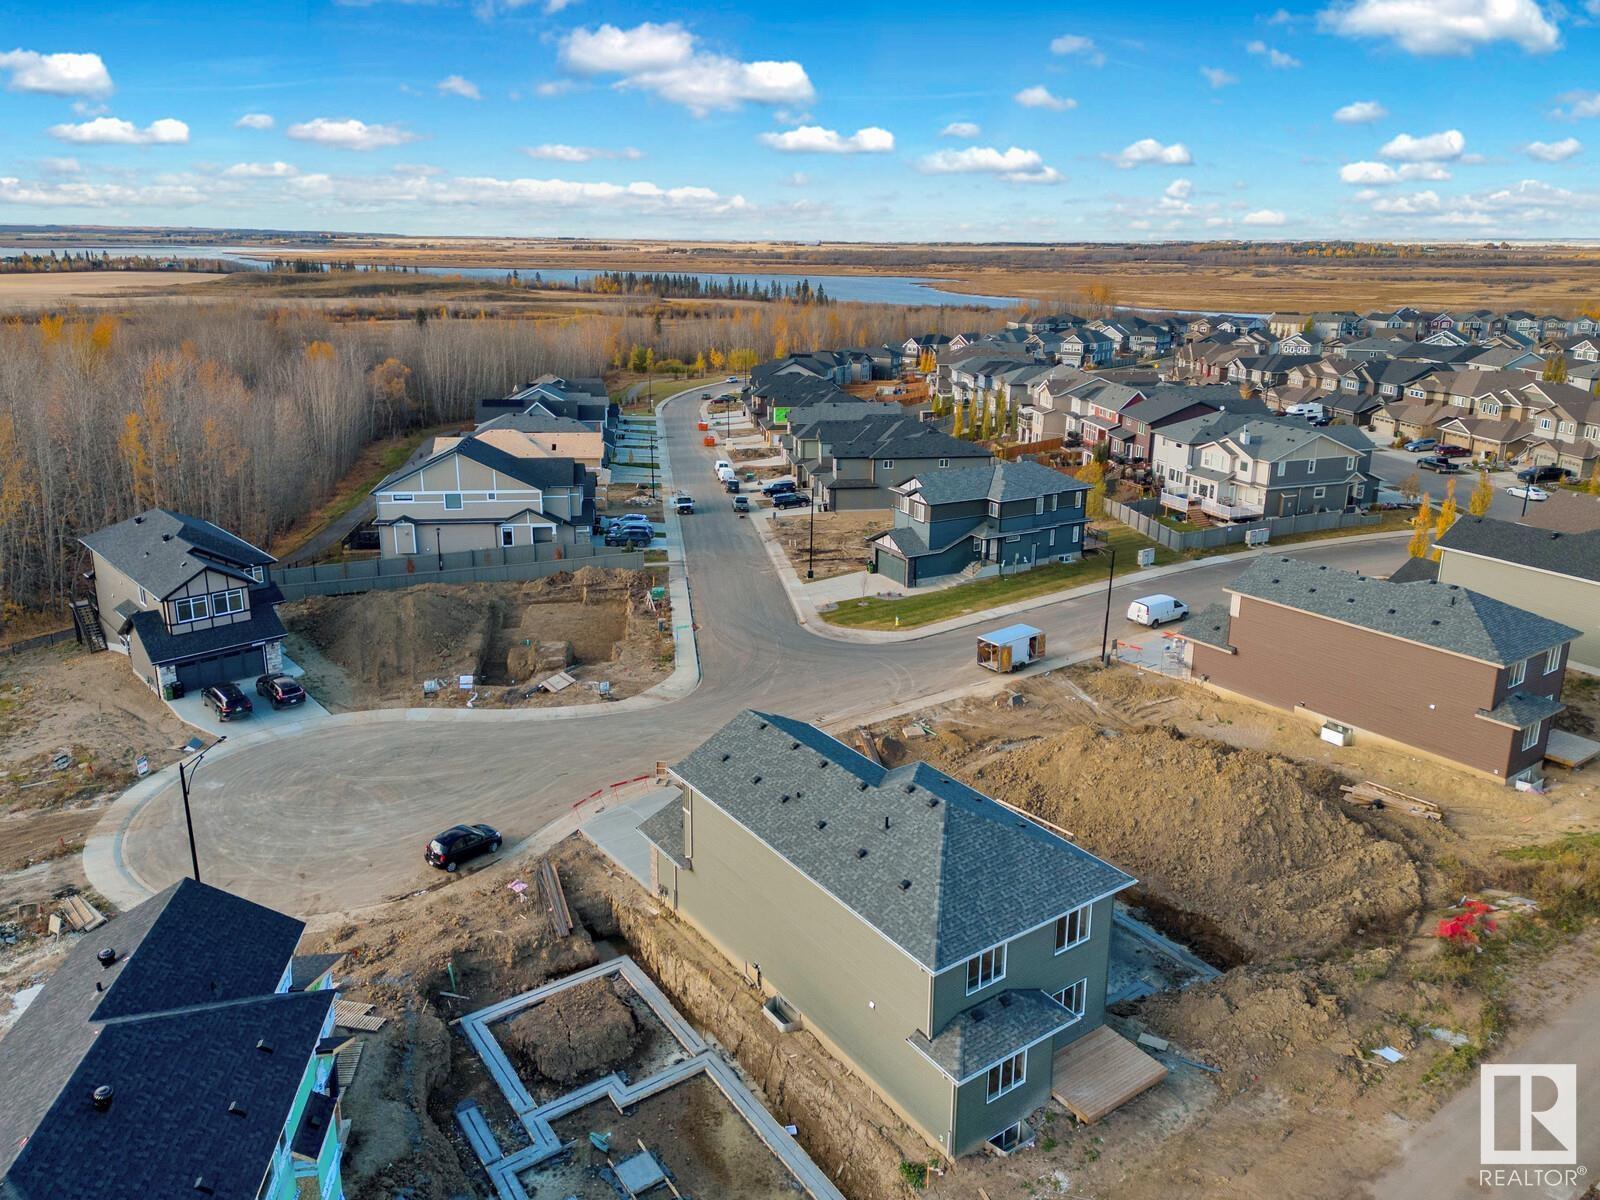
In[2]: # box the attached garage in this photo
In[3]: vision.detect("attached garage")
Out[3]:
[174,645,266,692]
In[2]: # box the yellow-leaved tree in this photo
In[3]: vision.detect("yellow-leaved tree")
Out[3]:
[1078,459,1107,519]
[1431,479,1458,560]
[1468,470,1494,517]
[1407,493,1434,558]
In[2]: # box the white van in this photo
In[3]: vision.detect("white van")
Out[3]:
[716,465,737,484]
[1126,594,1189,627]
[713,459,733,475]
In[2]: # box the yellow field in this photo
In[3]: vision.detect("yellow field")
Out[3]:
[0,271,221,309]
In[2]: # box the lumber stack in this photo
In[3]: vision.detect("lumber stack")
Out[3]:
[1339,781,1442,821]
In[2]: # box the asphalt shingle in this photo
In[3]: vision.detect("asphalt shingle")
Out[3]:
[1436,515,1600,585]
[907,989,1072,1081]
[80,510,273,600]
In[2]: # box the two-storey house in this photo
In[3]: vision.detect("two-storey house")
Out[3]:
[79,508,287,697]
[1183,557,1578,783]
[371,434,594,557]
[869,460,1090,586]
[1056,328,1115,369]
[1112,384,1257,461]
[639,711,1138,1158]
[0,878,351,1200]
[807,419,993,511]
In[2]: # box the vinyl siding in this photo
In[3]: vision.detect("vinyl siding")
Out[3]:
[1436,552,1600,675]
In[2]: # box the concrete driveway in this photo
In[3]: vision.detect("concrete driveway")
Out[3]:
[1369,448,1528,519]
[101,381,1409,919]
[165,676,331,739]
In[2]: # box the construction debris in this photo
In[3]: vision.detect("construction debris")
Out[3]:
[333,1000,388,1031]
[55,893,105,933]
[1339,781,1443,821]
[539,859,573,939]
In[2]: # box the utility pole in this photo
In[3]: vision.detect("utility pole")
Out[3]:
[1099,545,1119,665]
[806,497,816,579]
[177,735,227,882]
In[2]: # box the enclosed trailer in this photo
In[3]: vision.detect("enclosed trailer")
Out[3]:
[977,623,1046,673]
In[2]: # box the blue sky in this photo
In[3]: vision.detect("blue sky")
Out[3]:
[2,0,1599,241]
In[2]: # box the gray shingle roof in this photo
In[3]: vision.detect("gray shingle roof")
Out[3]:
[373,434,587,495]
[1159,411,1372,460]
[1478,691,1566,729]
[1436,516,1600,585]
[474,411,593,435]
[80,510,273,599]
[129,606,287,666]
[1227,556,1580,665]
[0,879,316,1193]
[903,460,1087,507]
[1180,604,1235,651]
[657,711,1135,972]
[907,989,1072,1081]
[637,803,686,868]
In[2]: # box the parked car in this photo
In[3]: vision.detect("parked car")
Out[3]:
[424,824,501,873]
[713,459,733,475]
[254,674,306,709]
[201,681,253,721]
[1417,456,1460,473]
[732,495,751,513]
[761,478,798,496]
[1403,438,1437,452]
[673,494,695,515]
[1507,485,1551,502]
[724,375,739,383]
[1126,594,1189,627]
[700,393,710,401]
[605,527,652,547]
[723,478,740,494]
[1308,416,1331,427]
[771,491,811,509]
[608,514,653,532]
[1284,402,1326,420]
[1436,445,1472,459]
[1516,465,1569,484]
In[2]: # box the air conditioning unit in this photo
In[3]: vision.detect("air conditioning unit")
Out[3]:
[1320,721,1353,747]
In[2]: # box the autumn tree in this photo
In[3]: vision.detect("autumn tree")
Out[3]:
[1542,355,1569,383]
[1078,459,1107,518]
[1432,479,1458,560]
[1407,493,1434,558]
[1468,470,1494,516]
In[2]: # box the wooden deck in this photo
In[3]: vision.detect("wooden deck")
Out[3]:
[1545,728,1600,770]
[1050,1025,1168,1124]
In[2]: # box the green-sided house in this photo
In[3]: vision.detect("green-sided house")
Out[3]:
[639,710,1139,1157]
[0,879,351,1200]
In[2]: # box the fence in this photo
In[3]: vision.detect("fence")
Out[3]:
[0,627,76,657]
[1105,498,1379,553]
[273,541,657,601]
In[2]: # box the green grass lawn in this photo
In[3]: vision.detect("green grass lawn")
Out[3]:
[823,524,1177,630]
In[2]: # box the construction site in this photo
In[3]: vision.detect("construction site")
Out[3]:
[281,567,673,710]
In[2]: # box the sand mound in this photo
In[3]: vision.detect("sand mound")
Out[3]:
[964,725,1421,962]
[285,584,497,692]
[499,975,641,1085]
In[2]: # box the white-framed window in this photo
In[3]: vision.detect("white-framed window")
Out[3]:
[881,460,894,470]
[444,493,463,510]
[1049,528,1057,547]
[486,492,498,501]
[500,526,515,547]
[1508,659,1527,687]
[937,458,949,468]
[1276,461,1286,477]
[173,595,209,623]
[1036,496,1045,515]
[1345,456,1356,470]
[1522,720,1542,752]
[213,588,246,616]
[248,566,264,583]
[1072,526,1081,543]
[1055,904,1091,953]
[985,1050,1026,1102]
[1545,646,1563,675]
[137,585,148,605]
[1312,487,1326,499]
[391,492,413,503]
[965,945,1006,994]
[1052,978,1088,1018]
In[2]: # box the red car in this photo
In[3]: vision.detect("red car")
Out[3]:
[1435,445,1471,459]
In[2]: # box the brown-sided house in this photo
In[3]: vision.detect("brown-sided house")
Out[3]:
[1182,556,1579,783]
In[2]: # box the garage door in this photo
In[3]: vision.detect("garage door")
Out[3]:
[175,646,266,692]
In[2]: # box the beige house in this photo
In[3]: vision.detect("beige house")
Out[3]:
[371,434,593,558]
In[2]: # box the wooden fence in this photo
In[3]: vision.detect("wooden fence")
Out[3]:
[1105,498,1379,553]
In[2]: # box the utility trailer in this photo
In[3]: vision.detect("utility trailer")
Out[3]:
[977,623,1046,673]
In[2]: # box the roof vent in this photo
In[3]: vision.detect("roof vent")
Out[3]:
[1387,608,1396,615]
[96,948,117,969]
[752,775,762,784]
[899,879,912,891]
[818,759,829,768]
[1430,619,1441,625]
[970,1009,986,1023]
[791,741,800,750]
[161,533,173,542]
[904,784,916,794]
[256,1039,273,1054]
[858,782,869,791]
[884,816,891,831]
[927,797,939,808]
[720,753,730,762]
[133,515,143,524]
[779,794,790,804]
[91,1085,114,1112]
[758,721,768,730]
[998,994,1014,1009]
[227,1101,248,1118]
[816,820,827,831]
[193,1178,216,1195]
[856,847,868,859]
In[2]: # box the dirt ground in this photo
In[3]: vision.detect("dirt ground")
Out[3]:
[0,271,221,309]
[861,663,1600,1200]
[770,510,890,581]
[281,568,671,711]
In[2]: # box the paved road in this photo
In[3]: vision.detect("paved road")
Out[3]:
[114,395,1408,917]
[1369,448,1532,520]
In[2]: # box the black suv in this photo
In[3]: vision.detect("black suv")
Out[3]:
[425,824,502,872]
[201,682,253,720]
[255,674,306,708]
[1517,465,1570,484]
[772,490,811,509]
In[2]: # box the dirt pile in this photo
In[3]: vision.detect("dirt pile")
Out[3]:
[500,975,641,1085]
[923,724,1422,962]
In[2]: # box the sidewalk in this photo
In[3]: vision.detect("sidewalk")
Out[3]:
[761,523,1412,644]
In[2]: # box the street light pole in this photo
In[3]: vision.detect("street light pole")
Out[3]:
[1099,545,1119,665]
[177,735,226,883]
[806,498,816,579]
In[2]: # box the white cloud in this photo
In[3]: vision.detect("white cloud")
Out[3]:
[1319,0,1560,55]
[286,117,419,150]
[1333,99,1387,123]
[534,79,578,97]
[940,121,980,138]
[0,49,112,97]
[235,112,275,129]
[1164,178,1194,200]
[1267,7,1295,22]
[1014,85,1075,111]
[759,125,894,154]
[0,176,207,208]
[1371,190,1442,214]
[223,161,300,178]
[1525,137,1581,161]
[47,116,188,145]
[437,74,481,100]
[559,21,811,114]
[1200,66,1238,87]
[1552,90,1600,119]
[919,145,1061,183]
[1246,39,1302,67]
[1338,160,1451,182]
[284,168,750,217]
[1049,34,1105,65]
[1241,208,1288,225]
[39,156,80,174]
[524,143,643,162]
[1112,138,1193,168]
[1380,128,1465,161]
